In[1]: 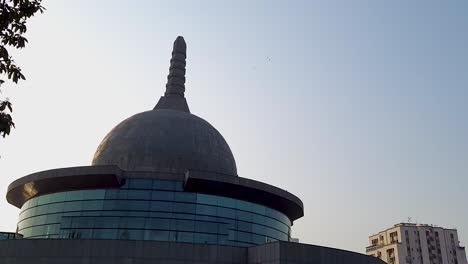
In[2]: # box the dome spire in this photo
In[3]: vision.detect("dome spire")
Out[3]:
[154,36,190,113]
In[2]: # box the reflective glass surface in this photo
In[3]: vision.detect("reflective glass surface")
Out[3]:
[0,232,22,240]
[18,179,291,247]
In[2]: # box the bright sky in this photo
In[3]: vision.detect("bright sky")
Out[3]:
[0,0,467,253]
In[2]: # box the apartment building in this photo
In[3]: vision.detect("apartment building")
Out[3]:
[366,223,467,264]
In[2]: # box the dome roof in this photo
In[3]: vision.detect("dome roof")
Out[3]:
[92,36,237,176]
[92,109,237,175]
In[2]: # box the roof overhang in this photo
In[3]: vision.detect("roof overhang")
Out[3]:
[7,166,304,222]
[184,171,304,221]
[7,165,122,208]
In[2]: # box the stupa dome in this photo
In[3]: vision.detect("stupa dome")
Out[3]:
[92,36,237,175]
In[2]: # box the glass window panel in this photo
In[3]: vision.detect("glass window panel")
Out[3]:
[117,190,128,200]
[45,193,60,203]
[117,229,131,240]
[252,234,266,245]
[65,201,83,212]
[217,234,229,245]
[60,216,72,228]
[129,179,152,190]
[228,230,237,241]
[236,200,252,212]
[31,215,47,226]
[44,224,60,236]
[144,230,169,241]
[104,189,119,199]
[174,192,196,202]
[178,232,194,243]
[237,231,253,243]
[81,211,101,217]
[172,219,195,232]
[92,229,118,240]
[218,197,236,209]
[252,213,265,224]
[173,202,196,214]
[66,190,84,201]
[194,233,218,244]
[149,212,173,218]
[150,201,173,212]
[19,208,32,220]
[169,231,178,241]
[127,230,144,240]
[238,221,252,233]
[102,200,116,211]
[96,216,119,228]
[22,199,30,210]
[218,223,229,235]
[152,180,176,191]
[174,181,184,191]
[30,198,38,207]
[114,200,134,211]
[45,213,62,224]
[29,226,42,237]
[195,215,217,222]
[47,203,64,214]
[126,217,145,229]
[151,191,174,201]
[63,211,81,217]
[17,222,26,231]
[83,189,105,200]
[145,218,170,230]
[130,200,150,211]
[217,207,236,220]
[250,203,266,215]
[236,210,252,222]
[20,228,31,237]
[22,208,33,219]
[76,229,93,239]
[128,211,149,217]
[173,213,195,220]
[196,204,217,216]
[197,194,218,206]
[252,224,266,235]
[82,200,104,211]
[127,190,151,200]
[195,221,218,234]
[34,204,48,215]
[37,194,51,205]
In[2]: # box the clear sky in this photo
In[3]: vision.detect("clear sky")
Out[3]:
[0,0,467,253]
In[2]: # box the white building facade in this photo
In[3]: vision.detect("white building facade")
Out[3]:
[366,223,467,264]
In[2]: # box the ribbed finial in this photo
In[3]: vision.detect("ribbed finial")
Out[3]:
[165,36,186,96]
[154,36,190,112]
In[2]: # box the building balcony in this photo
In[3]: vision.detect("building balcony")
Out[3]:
[366,241,400,252]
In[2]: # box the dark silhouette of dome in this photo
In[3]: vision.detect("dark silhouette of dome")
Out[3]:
[92,36,237,175]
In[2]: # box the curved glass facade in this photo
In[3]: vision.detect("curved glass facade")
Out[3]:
[17,179,291,247]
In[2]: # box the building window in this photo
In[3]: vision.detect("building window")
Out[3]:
[390,231,398,243]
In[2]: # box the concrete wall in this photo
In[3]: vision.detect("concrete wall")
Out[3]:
[0,239,385,264]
